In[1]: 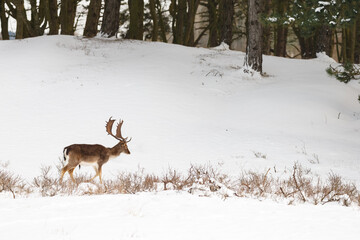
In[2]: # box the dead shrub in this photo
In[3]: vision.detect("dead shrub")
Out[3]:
[0,169,30,198]
[319,173,358,206]
[237,168,273,198]
[162,167,189,190]
[1,160,359,207]
[186,164,235,198]
[102,167,160,194]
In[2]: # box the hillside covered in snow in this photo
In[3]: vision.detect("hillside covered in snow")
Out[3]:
[0,36,359,239]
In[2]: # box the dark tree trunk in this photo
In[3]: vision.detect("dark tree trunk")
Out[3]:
[48,0,59,35]
[207,0,218,47]
[245,0,263,73]
[83,0,102,37]
[0,0,9,39]
[342,23,356,63]
[149,0,158,41]
[60,0,77,35]
[315,25,332,56]
[30,0,41,35]
[15,0,25,39]
[218,0,234,47]
[355,16,360,64]
[30,0,47,36]
[100,0,121,37]
[274,0,288,57]
[155,0,167,42]
[171,0,187,44]
[299,36,315,59]
[274,26,287,57]
[183,0,200,46]
[262,0,271,55]
[293,27,315,59]
[126,0,144,40]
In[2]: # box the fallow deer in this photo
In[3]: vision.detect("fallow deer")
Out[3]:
[60,117,131,183]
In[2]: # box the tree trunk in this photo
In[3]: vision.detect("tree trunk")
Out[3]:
[355,15,360,64]
[83,0,102,37]
[100,0,121,37]
[172,0,187,44]
[207,0,218,47]
[262,0,271,55]
[274,25,287,57]
[245,0,263,73]
[274,0,288,57]
[218,0,234,47]
[156,0,167,42]
[60,0,77,35]
[126,0,144,40]
[315,25,332,56]
[30,0,41,35]
[15,0,25,39]
[0,0,9,39]
[183,0,200,46]
[149,0,158,41]
[48,0,59,35]
[293,27,315,59]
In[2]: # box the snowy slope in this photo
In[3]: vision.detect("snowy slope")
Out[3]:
[1,36,360,240]
[0,36,359,182]
[1,192,360,240]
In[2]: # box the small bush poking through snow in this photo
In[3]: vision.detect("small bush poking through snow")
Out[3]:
[3,161,360,207]
[0,164,31,198]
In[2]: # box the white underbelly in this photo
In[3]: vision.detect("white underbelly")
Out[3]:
[79,161,99,168]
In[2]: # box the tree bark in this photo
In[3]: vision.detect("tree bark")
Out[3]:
[171,0,186,44]
[293,27,315,59]
[155,0,167,42]
[14,0,25,39]
[245,0,263,73]
[126,0,144,40]
[100,0,121,37]
[83,0,102,37]
[274,0,288,57]
[262,0,271,55]
[0,0,9,39]
[149,0,158,41]
[48,0,59,35]
[355,16,360,64]
[183,0,200,46]
[315,25,332,56]
[274,25,287,57]
[218,0,234,47]
[60,0,77,35]
[206,0,218,47]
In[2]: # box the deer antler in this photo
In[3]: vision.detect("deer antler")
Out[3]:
[106,117,131,142]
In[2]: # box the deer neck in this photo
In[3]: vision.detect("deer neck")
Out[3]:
[109,142,122,157]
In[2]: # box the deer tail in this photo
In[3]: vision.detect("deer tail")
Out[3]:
[63,147,69,161]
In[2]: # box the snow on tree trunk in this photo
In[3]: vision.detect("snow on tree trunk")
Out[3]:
[245,0,263,73]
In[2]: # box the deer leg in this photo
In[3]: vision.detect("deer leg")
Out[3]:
[60,165,69,182]
[68,168,76,183]
[98,165,103,184]
[90,165,99,182]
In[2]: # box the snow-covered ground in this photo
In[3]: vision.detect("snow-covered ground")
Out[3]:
[1,192,360,240]
[0,36,359,239]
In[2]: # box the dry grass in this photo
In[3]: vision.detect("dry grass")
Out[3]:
[1,160,359,207]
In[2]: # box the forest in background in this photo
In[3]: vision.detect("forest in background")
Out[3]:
[0,0,359,65]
